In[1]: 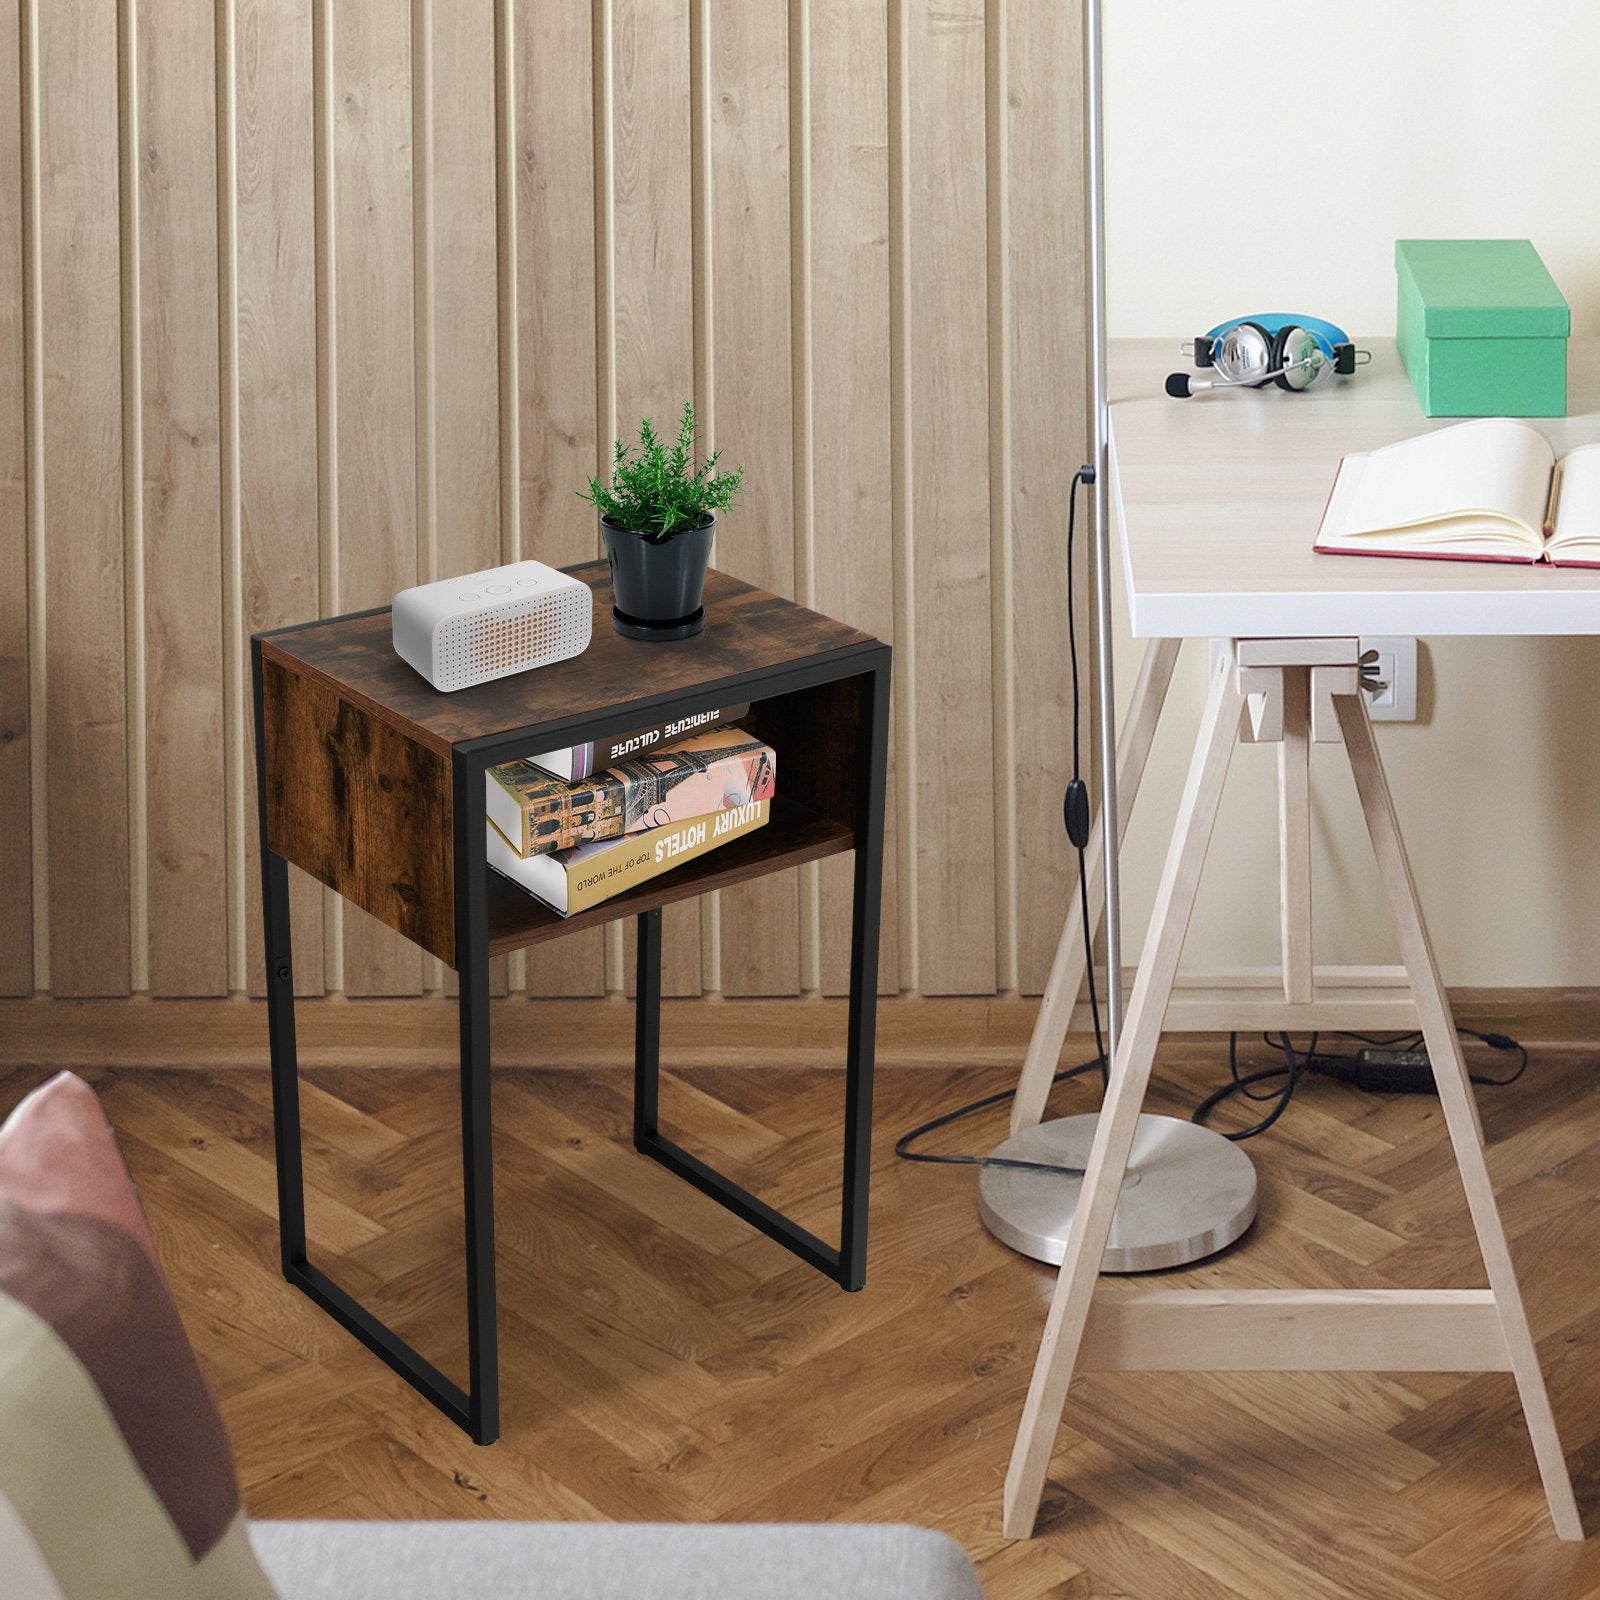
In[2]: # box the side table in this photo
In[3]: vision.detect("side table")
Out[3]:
[252,563,891,1444]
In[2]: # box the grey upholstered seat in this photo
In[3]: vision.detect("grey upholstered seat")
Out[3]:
[250,1519,985,1600]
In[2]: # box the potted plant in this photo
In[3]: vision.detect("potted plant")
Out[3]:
[581,401,743,640]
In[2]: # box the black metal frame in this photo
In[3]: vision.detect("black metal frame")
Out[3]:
[252,634,891,1443]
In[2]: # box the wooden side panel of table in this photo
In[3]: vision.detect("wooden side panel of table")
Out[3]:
[261,656,457,965]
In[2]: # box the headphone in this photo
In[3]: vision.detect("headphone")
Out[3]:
[1166,314,1367,398]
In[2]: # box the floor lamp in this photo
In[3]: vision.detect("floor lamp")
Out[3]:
[975,0,1257,1270]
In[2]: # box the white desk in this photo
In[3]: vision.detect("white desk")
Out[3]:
[1003,338,1590,1542]
[1112,337,1600,639]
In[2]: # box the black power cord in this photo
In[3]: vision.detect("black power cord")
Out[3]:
[898,1019,1534,1174]
[893,1056,1104,1177]
[896,465,1103,1180]
[1060,465,1104,1084]
[1191,1027,1528,1139]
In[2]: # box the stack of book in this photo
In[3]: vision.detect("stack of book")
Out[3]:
[484,703,775,916]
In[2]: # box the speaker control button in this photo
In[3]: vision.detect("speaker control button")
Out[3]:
[457,591,479,601]
[485,584,510,594]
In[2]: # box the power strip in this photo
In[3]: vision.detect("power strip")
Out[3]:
[1312,1047,1436,1095]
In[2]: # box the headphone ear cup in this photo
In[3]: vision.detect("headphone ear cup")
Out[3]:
[1214,321,1274,386]
[1277,326,1329,391]
[1241,321,1276,388]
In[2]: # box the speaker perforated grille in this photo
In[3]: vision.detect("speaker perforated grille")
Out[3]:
[434,588,589,691]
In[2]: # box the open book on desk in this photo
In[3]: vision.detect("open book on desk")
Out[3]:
[1314,417,1600,567]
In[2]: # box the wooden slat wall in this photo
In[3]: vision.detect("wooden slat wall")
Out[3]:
[612,0,701,1001]
[428,0,508,1001]
[39,0,130,998]
[237,0,323,999]
[2,0,1085,1004]
[0,0,28,995]
[907,1,996,996]
[138,0,227,996]
[513,0,605,1000]
[1011,3,1084,995]
[709,4,798,998]
[332,3,423,999]
[811,0,899,1000]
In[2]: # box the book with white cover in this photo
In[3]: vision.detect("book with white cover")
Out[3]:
[486,798,770,917]
[1315,417,1600,567]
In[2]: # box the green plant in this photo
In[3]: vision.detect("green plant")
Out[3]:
[581,401,743,542]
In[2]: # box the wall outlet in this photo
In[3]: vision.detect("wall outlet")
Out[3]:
[1359,635,1417,722]
[1206,636,1418,723]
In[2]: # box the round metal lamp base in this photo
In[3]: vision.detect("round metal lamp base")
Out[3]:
[979,1113,1258,1272]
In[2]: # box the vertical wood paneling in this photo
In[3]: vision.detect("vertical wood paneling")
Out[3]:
[907,0,995,994]
[427,6,497,596]
[709,4,797,997]
[611,0,693,533]
[40,0,130,997]
[139,0,226,995]
[430,0,508,1001]
[515,0,605,999]
[10,0,1090,1007]
[238,0,323,998]
[333,2,422,997]
[613,0,699,998]
[0,0,30,994]
[810,0,898,998]
[1010,3,1084,994]
[984,1,1014,990]
[120,0,144,995]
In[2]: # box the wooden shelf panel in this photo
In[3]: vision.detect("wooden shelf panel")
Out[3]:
[483,797,853,957]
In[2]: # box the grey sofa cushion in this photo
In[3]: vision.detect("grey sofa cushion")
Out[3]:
[249,1520,983,1600]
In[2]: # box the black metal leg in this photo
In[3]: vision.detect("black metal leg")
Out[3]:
[253,641,306,1274]
[634,909,662,1148]
[261,853,306,1269]
[253,639,498,1443]
[455,763,499,1445]
[629,822,842,1280]
[630,653,892,1291]
[839,659,891,1289]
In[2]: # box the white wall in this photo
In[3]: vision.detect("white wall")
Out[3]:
[1106,1,1600,339]
[1104,1,1600,985]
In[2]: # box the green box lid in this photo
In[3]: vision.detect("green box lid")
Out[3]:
[1395,238,1569,339]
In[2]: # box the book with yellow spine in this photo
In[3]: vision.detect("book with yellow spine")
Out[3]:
[486,797,770,917]
[485,725,775,858]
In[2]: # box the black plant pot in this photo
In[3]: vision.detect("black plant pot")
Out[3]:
[601,513,715,640]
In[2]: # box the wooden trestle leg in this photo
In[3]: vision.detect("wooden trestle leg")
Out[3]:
[1335,691,1580,1539]
[1002,641,1582,1543]
[1004,641,1246,1535]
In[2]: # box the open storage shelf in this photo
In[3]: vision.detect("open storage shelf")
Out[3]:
[485,795,852,954]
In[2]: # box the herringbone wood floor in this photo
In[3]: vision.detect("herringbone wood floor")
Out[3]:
[11,1038,1600,1599]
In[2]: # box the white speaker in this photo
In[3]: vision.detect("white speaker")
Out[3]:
[392,561,593,692]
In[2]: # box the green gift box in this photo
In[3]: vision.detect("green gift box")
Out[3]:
[1395,239,1569,417]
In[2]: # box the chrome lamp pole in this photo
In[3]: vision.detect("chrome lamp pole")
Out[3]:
[1085,0,1121,1054]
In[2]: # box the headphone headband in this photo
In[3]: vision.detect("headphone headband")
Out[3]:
[1203,313,1351,352]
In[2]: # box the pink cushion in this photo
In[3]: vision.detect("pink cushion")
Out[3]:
[0,1072,159,1267]
[0,1073,277,1596]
